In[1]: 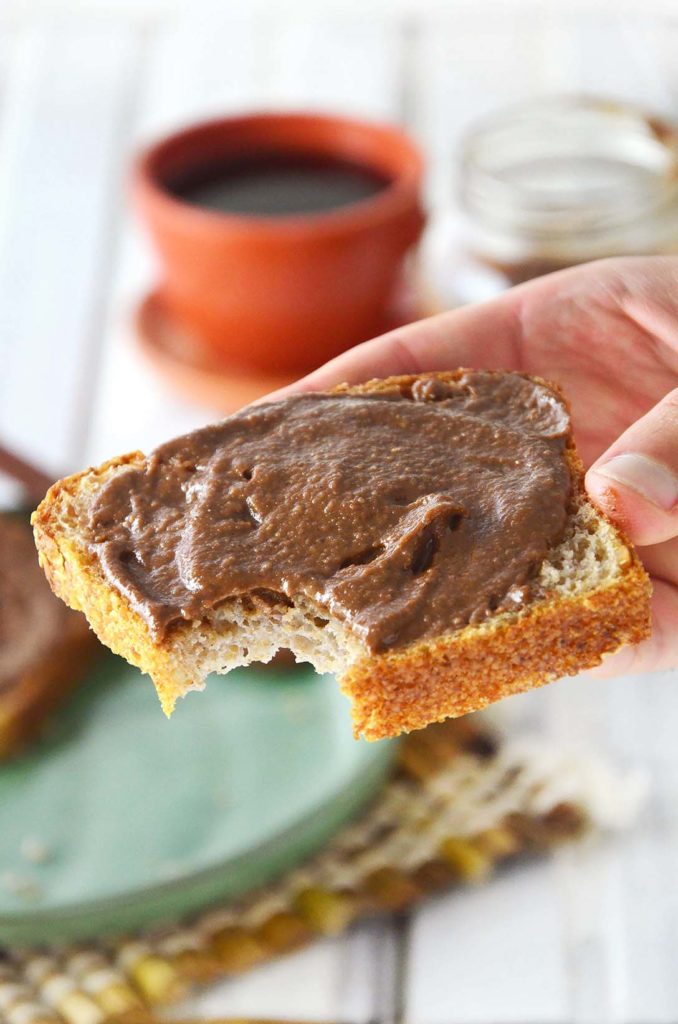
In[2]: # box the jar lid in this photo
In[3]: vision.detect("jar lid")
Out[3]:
[460,96,678,249]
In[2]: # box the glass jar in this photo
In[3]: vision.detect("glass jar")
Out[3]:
[421,96,678,309]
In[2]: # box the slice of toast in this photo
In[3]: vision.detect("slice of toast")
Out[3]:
[32,372,651,740]
[0,514,99,758]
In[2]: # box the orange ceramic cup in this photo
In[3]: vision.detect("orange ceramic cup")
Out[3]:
[133,112,425,374]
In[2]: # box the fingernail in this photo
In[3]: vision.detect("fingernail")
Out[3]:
[593,453,678,511]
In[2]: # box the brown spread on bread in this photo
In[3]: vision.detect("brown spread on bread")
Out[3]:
[88,370,572,652]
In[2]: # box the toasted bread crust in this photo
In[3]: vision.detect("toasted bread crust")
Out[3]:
[32,372,652,739]
[33,452,193,716]
[342,555,650,738]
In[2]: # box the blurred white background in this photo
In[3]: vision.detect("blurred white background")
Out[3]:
[5,0,678,13]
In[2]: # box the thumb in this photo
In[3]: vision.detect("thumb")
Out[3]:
[585,388,678,546]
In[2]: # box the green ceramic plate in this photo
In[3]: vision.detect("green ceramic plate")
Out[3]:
[0,655,395,944]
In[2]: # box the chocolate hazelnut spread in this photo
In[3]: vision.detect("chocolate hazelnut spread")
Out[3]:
[89,371,572,652]
[0,517,72,693]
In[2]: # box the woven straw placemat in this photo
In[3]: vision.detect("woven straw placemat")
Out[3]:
[0,717,631,1024]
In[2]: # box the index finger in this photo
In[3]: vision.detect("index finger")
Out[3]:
[269,288,522,400]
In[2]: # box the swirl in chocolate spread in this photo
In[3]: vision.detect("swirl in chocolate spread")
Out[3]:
[89,371,572,652]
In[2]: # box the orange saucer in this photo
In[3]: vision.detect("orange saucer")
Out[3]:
[135,290,295,414]
[135,284,421,415]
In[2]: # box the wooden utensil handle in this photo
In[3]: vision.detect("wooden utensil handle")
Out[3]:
[0,444,54,504]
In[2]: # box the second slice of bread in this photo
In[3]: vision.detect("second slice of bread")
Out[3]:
[0,514,99,758]
[32,372,651,740]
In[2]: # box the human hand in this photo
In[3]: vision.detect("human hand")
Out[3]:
[278,256,678,677]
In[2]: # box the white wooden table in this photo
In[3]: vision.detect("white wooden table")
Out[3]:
[1,3,677,1021]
